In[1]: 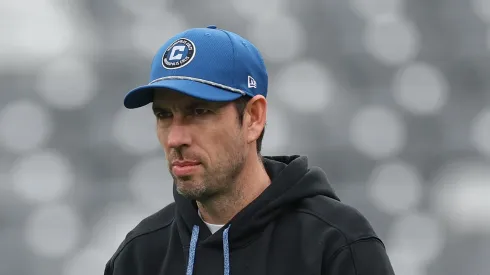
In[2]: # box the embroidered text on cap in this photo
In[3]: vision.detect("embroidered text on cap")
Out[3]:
[162,38,196,69]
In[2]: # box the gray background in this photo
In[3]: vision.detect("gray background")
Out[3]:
[1,0,490,274]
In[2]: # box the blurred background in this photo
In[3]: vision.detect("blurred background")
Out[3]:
[1,0,490,274]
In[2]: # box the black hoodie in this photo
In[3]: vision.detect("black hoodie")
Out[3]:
[104,155,395,275]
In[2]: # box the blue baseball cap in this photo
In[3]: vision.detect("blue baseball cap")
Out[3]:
[123,25,268,109]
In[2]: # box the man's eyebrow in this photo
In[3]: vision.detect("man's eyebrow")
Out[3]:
[187,102,208,109]
[152,106,165,113]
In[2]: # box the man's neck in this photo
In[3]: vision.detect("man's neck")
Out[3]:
[197,156,270,225]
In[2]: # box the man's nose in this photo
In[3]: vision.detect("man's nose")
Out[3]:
[166,122,192,149]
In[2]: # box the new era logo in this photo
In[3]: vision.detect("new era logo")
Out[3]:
[248,76,257,88]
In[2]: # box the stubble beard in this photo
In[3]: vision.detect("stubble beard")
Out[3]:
[174,149,247,202]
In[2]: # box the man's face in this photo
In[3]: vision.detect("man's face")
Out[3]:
[153,90,248,201]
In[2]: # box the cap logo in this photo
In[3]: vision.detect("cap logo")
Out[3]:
[162,38,196,69]
[248,76,257,88]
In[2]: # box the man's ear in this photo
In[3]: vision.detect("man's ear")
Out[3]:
[244,95,267,144]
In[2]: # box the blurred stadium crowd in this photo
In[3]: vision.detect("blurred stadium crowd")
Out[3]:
[1,0,490,274]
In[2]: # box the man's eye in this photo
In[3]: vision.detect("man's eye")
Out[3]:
[193,108,211,115]
[155,111,172,119]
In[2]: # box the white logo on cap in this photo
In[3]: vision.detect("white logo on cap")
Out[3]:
[248,76,257,88]
[168,45,186,61]
[162,38,196,69]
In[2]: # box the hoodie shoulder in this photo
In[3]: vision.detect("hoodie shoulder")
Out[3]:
[107,203,176,265]
[127,202,176,239]
[295,195,379,244]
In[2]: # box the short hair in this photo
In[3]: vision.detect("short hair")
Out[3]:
[233,96,265,153]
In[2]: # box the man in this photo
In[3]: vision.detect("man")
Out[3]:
[104,25,395,275]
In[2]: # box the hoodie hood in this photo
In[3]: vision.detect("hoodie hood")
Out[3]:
[173,155,339,275]
[173,155,339,247]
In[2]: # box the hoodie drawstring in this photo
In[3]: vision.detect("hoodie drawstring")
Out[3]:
[222,225,230,275]
[185,226,199,275]
[186,224,231,275]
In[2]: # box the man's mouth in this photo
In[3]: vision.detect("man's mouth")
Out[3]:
[171,160,201,177]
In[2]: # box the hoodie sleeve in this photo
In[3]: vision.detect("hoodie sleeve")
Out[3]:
[322,237,395,275]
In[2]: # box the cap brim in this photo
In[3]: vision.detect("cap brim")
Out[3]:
[123,79,243,109]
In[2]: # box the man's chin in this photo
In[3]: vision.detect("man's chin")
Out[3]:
[176,183,220,202]
[176,189,207,201]
[175,180,204,199]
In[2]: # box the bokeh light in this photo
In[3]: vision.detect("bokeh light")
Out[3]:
[112,105,161,155]
[36,55,98,110]
[10,150,74,204]
[363,15,420,66]
[387,211,445,265]
[0,100,53,153]
[24,203,83,258]
[367,160,423,215]
[471,0,490,24]
[432,160,490,233]
[128,157,174,212]
[388,246,427,275]
[247,15,306,63]
[349,105,407,160]
[393,62,449,115]
[273,61,336,113]
[0,0,74,70]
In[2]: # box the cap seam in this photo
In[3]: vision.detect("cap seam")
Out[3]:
[220,30,237,90]
[149,76,246,95]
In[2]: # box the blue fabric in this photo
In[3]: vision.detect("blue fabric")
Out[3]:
[123,25,268,109]
[223,225,231,275]
[186,224,232,275]
[186,225,199,275]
